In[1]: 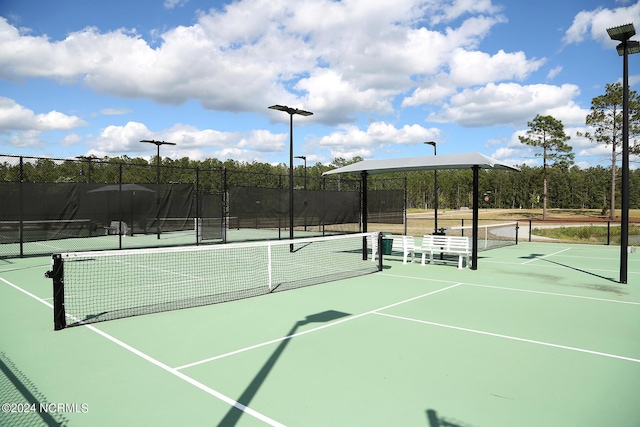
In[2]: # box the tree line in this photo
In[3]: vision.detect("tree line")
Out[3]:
[1,153,639,215]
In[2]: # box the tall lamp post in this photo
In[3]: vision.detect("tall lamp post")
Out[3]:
[268,105,313,248]
[295,155,307,231]
[294,155,307,190]
[75,155,97,183]
[424,141,438,234]
[607,23,639,284]
[140,139,177,239]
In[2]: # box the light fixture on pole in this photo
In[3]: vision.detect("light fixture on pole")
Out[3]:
[268,105,313,249]
[294,155,307,191]
[140,139,177,239]
[607,23,639,284]
[75,155,97,183]
[424,141,438,234]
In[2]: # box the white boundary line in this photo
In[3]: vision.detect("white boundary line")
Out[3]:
[522,247,571,264]
[373,312,640,364]
[174,283,463,370]
[465,283,640,305]
[379,272,640,306]
[0,276,285,427]
[0,277,54,309]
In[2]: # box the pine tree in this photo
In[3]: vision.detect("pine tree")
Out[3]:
[578,82,640,220]
[519,115,573,219]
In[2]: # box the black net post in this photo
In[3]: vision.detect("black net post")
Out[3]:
[362,235,367,261]
[195,167,200,245]
[19,156,24,257]
[223,168,228,242]
[378,232,383,271]
[118,163,123,249]
[361,171,368,232]
[48,254,66,330]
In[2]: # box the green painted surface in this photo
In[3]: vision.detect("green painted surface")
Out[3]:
[1,241,639,426]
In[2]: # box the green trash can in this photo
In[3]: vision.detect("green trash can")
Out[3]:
[381,233,393,255]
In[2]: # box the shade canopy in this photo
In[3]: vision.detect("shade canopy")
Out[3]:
[88,184,155,193]
[323,152,520,175]
[322,151,520,271]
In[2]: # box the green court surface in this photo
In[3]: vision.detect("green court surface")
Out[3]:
[1,241,639,426]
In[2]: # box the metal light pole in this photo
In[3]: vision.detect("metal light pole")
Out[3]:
[76,155,97,183]
[268,105,313,249]
[295,155,307,190]
[607,23,639,284]
[295,155,307,231]
[140,139,177,239]
[424,141,438,234]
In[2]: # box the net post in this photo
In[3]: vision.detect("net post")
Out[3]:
[377,232,383,271]
[362,235,367,261]
[49,254,66,330]
[267,243,273,291]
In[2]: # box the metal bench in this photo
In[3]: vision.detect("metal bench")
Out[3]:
[104,221,129,236]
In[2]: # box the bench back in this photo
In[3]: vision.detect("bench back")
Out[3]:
[391,235,416,250]
[422,235,470,250]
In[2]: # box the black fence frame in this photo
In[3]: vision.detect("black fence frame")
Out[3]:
[0,155,406,257]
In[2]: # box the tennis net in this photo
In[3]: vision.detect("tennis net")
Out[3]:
[447,221,519,251]
[47,232,382,330]
[0,219,93,244]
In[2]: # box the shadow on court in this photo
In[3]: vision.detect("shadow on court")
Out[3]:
[540,258,618,284]
[218,310,351,426]
[0,352,68,426]
[426,408,477,427]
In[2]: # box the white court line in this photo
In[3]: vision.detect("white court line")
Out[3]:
[380,273,640,306]
[0,276,54,309]
[0,276,285,427]
[374,311,640,364]
[522,247,571,264]
[473,259,638,275]
[174,283,463,370]
[466,283,640,305]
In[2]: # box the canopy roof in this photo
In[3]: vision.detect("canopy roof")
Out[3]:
[322,151,520,271]
[323,152,520,175]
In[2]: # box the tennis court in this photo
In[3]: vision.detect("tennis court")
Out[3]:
[1,238,639,426]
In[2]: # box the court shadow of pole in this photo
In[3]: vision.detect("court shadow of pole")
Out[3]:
[541,258,618,283]
[217,310,351,427]
[427,409,477,427]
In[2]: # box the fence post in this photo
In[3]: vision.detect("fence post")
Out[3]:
[19,156,24,257]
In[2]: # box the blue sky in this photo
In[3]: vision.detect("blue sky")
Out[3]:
[0,0,638,168]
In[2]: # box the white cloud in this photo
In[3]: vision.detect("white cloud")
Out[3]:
[91,121,151,154]
[448,49,545,87]
[0,97,87,131]
[563,2,640,46]
[404,45,544,107]
[87,121,287,160]
[547,66,562,80]
[428,0,502,26]
[60,133,82,147]
[6,130,44,149]
[430,83,587,127]
[100,108,132,116]
[0,1,511,125]
[316,122,441,159]
[0,0,619,167]
[402,78,458,106]
[164,0,188,9]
